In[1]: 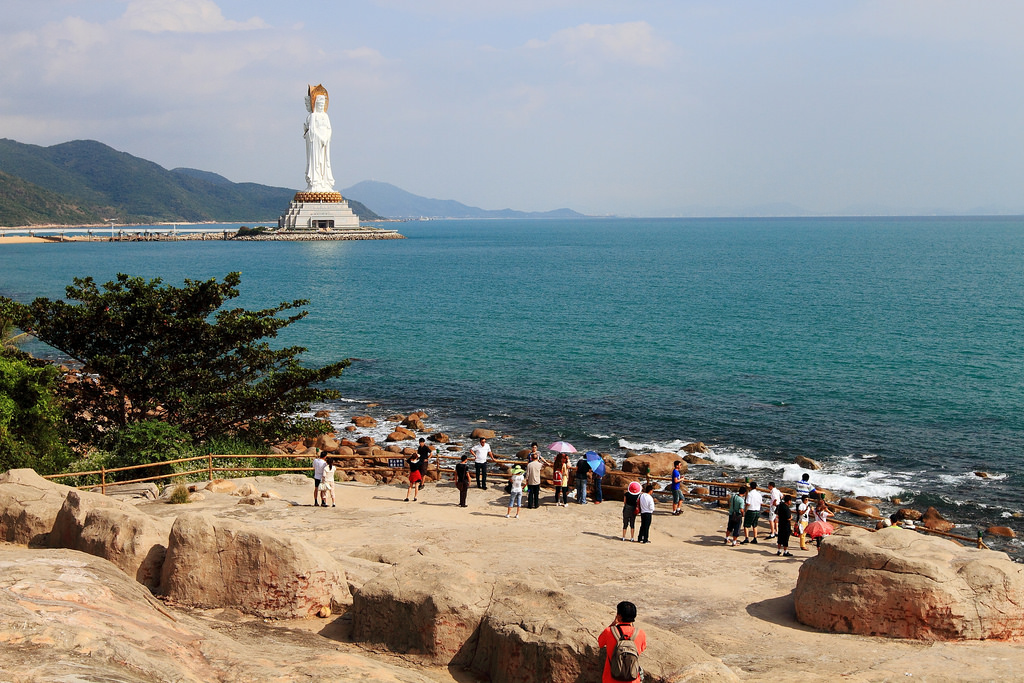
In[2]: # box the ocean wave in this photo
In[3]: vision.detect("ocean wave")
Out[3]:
[588,433,613,439]
[617,438,695,452]
[778,464,905,499]
[704,448,785,471]
[937,472,1009,485]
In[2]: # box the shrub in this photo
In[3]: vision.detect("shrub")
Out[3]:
[168,484,191,504]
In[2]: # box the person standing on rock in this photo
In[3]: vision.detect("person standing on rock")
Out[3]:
[455,454,470,507]
[405,450,422,502]
[796,494,811,550]
[320,457,337,507]
[637,483,656,543]
[507,465,525,518]
[741,481,762,544]
[726,485,746,546]
[671,461,684,515]
[471,437,492,489]
[312,449,327,506]
[766,482,782,538]
[525,445,547,509]
[622,481,642,541]
[575,455,591,504]
[597,601,647,683]
[775,494,793,556]
[552,453,569,506]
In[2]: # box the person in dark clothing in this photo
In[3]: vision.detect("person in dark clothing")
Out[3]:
[575,456,591,504]
[417,438,432,483]
[621,481,642,541]
[455,454,470,507]
[776,494,794,556]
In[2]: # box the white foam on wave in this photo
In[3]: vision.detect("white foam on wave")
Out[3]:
[705,448,786,471]
[780,464,905,498]
[937,471,1009,485]
[588,433,613,439]
[618,438,695,453]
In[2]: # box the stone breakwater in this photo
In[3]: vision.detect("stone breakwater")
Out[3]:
[229,229,405,241]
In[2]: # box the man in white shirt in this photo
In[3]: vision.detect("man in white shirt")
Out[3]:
[312,449,327,507]
[766,482,783,539]
[470,437,492,489]
[741,480,763,544]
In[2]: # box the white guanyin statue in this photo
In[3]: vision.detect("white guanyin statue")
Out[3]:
[303,84,334,193]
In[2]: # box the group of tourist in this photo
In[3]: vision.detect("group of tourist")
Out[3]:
[724,474,834,554]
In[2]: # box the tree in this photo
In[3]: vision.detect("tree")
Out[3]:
[10,272,347,443]
[0,353,70,473]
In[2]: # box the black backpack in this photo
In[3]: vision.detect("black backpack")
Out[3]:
[609,624,642,681]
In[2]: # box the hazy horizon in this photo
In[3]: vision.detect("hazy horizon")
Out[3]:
[2,1,1022,217]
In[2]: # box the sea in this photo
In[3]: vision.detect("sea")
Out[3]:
[3,217,1023,550]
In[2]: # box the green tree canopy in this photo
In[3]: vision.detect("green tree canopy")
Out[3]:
[10,272,347,443]
[0,353,70,472]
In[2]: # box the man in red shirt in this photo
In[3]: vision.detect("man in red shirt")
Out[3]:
[597,601,647,683]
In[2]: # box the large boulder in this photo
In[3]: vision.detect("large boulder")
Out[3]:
[402,415,426,431]
[51,489,170,589]
[681,442,710,454]
[472,583,738,683]
[471,428,496,440]
[794,526,1024,640]
[351,556,492,664]
[352,415,377,428]
[0,468,74,546]
[91,481,160,501]
[621,453,686,478]
[838,496,881,519]
[922,506,955,532]
[794,455,822,470]
[160,511,348,619]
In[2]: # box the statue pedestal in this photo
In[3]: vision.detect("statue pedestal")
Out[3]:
[278,192,360,230]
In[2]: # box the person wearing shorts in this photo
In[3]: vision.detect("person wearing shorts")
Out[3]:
[622,481,642,541]
[741,480,762,544]
[312,449,326,507]
[726,485,746,546]
[766,482,782,539]
[405,452,423,501]
[671,461,684,515]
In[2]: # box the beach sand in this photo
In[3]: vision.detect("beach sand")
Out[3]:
[136,475,1024,682]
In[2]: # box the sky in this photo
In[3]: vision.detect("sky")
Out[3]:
[2,0,1023,216]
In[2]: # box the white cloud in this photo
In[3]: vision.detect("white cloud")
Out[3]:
[526,21,672,68]
[118,0,267,33]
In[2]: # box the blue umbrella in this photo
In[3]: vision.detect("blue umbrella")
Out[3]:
[585,451,606,477]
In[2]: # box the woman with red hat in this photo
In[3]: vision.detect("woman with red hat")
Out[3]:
[621,481,643,541]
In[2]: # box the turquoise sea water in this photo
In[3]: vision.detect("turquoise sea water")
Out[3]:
[3,217,1023,540]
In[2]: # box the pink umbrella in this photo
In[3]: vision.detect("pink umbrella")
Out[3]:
[547,441,577,453]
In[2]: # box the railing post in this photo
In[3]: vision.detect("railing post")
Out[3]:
[208,453,213,481]
[101,467,106,495]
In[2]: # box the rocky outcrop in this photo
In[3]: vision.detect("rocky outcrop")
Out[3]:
[683,454,713,465]
[351,556,492,664]
[838,496,881,519]
[682,442,710,454]
[352,415,378,428]
[160,511,349,619]
[351,557,738,681]
[621,453,686,477]
[922,506,955,532]
[402,415,426,431]
[0,546,434,683]
[794,526,1024,640]
[794,455,822,470]
[92,481,160,501]
[471,428,496,439]
[0,468,74,546]
[51,489,170,589]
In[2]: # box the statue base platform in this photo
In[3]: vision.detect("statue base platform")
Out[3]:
[278,193,360,230]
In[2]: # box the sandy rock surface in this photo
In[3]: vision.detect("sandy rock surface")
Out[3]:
[4,469,1024,681]
[0,545,435,682]
[0,468,74,545]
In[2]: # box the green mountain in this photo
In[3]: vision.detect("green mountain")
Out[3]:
[342,180,586,219]
[0,170,113,227]
[0,138,382,226]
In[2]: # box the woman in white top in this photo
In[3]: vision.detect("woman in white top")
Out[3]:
[320,458,337,507]
[805,497,835,550]
[637,483,656,543]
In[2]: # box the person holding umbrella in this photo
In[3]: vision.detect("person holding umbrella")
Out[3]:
[585,451,606,504]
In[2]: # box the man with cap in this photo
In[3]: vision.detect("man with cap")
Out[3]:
[621,481,642,541]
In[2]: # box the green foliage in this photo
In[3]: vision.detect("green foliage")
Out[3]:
[109,419,191,469]
[9,272,347,445]
[168,484,191,504]
[0,354,71,473]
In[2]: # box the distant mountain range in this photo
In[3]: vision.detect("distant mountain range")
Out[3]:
[0,138,586,227]
[341,180,585,219]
